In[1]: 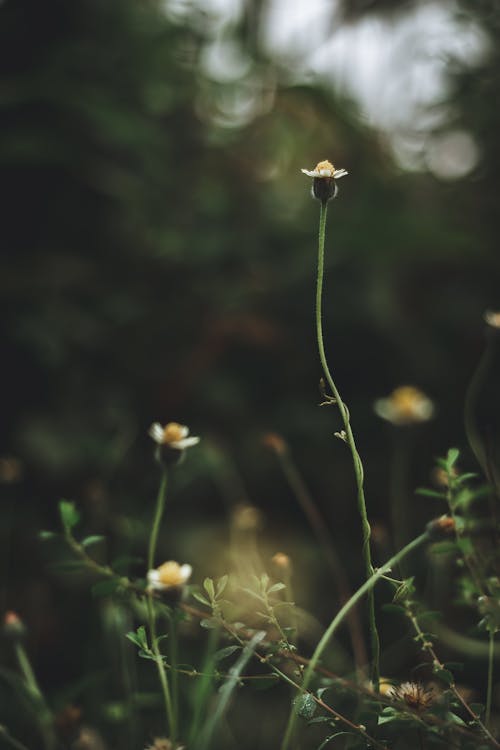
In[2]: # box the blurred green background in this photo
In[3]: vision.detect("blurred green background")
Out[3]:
[2,0,500,747]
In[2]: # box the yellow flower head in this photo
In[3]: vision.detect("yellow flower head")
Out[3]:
[148,422,200,450]
[147,561,193,591]
[301,159,348,179]
[374,386,434,426]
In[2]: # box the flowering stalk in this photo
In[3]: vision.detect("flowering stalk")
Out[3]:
[315,194,380,688]
[146,471,176,741]
[280,531,429,750]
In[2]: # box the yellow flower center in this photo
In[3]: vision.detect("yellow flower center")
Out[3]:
[157,561,186,587]
[314,159,335,176]
[161,422,185,444]
[390,386,425,417]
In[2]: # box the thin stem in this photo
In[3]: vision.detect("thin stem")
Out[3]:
[280,531,429,750]
[486,629,495,728]
[407,605,500,748]
[0,726,31,750]
[273,443,368,674]
[148,470,168,571]
[315,199,380,687]
[14,642,55,750]
[146,470,176,740]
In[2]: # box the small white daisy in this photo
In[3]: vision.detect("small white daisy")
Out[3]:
[148,422,200,450]
[374,386,434,426]
[301,159,348,180]
[147,561,193,591]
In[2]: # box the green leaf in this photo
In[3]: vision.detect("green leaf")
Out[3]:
[203,578,215,600]
[200,618,219,630]
[213,646,241,663]
[192,592,211,607]
[59,500,80,533]
[381,603,407,616]
[39,530,57,541]
[125,626,148,651]
[216,575,229,598]
[446,448,460,467]
[294,693,316,720]
[81,535,105,548]
[433,667,454,686]
[416,488,447,500]
[267,582,286,594]
[91,578,124,597]
[318,733,355,749]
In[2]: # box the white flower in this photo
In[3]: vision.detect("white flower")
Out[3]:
[374,386,434,426]
[484,310,500,329]
[301,159,348,179]
[147,561,193,591]
[148,422,200,450]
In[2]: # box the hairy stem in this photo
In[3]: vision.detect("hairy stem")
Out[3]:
[315,199,380,687]
[280,531,429,750]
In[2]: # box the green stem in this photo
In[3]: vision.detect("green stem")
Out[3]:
[148,470,168,572]
[14,642,55,750]
[315,199,380,687]
[486,629,495,728]
[0,726,31,750]
[146,470,176,740]
[280,532,429,750]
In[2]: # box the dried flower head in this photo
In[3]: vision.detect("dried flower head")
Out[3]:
[262,432,287,456]
[484,310,500,329]
[301,159,348,202]
[3,610,26,639]
[147,561,192,592]
[388,681,434,712]
[374,386,434,426]
[426,514,456,541]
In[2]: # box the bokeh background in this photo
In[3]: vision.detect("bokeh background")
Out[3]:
[2,0,500,747]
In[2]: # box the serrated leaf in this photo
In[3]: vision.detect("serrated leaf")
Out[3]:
[91,578,124,597]
[81,535,105,548]
[213,646,241,663]
[216,575,228,598]
[267,582,286,594]
[192,592,211,607]
[203,578,215,600]
[294,693,316,720]
[125,626,148,651]
[59,500,80,533]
